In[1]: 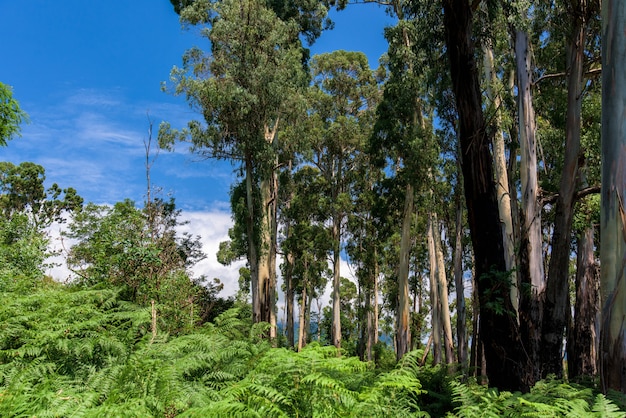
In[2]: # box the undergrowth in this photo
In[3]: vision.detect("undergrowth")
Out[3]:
[0,285,623,417]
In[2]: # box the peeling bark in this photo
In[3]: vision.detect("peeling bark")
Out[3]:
[483,41,517,313]
[515,28,545,385]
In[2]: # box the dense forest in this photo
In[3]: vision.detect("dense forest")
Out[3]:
[1,0,626,416]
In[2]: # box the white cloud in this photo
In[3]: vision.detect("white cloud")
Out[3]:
[178,210,245,297]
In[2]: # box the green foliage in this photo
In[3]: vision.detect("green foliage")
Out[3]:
[0,82,28,147]
[0,213,48,292]
[0,287,622,417]
[64,198,218,334]
[450,378,625,417]
[0,161,83,228]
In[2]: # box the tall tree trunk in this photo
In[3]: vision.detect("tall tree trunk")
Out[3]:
[373,252,379,349]
[442,0,526,391]
[600,0,626,392]
[454,196,468,368]
[397,182,414,360]
[284,159,295,347]
[542,4,587,377]
[331,159,343,350]
[483,40,518,313]
[255,122,279,333]
[360,286,373,361]
[297,284,307,352]
[258,175,274,331]
[269,163,278,339]
[245,155,261,324]
[285,252,295,348]
[567,226,599,380]
[434,215,455,364]
[427,214,442,365]
[331,215,342,350]
[469,264,480,377]
[259,123,279,337]
[367,293,375,361]
[515,28,544,386]
[306,288,313,344]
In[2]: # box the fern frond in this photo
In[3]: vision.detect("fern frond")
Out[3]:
[591,393,624,417]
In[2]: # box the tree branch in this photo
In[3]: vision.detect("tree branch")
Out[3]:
[534,68,602,86]
[541,185,601,206]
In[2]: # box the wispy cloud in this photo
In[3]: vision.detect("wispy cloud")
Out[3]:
[3,86,232,210]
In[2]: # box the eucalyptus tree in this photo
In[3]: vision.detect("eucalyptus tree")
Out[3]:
[159,0,307,333]
[281,165,332,350]
[169,0,332,45]
[600,0,626,393]
[565,88,601,380]
[540,0,601,378]
[345,150,386,360]
[497,3,545,384]
[442,0,526,391]
[478,5,518,313]
[306,50,379,349]
[370,0,442,360]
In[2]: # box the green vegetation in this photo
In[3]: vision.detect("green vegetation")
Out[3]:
[2,0,625,414]
[0,82,27,147]
[1,283,624,416]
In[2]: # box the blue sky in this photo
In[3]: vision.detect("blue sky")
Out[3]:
[1,0,394,211]
[0,1,395,292]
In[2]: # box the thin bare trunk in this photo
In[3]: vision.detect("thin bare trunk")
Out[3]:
[245,156,260,324]
[469,264,479,376]
[517,28,544,293]
[331,159,343,350]
[434,215,455,364]
[454,197,467,368]
[306,289,313,344]
[284,159,295,348]
[316,298,322,342]
[285,252,295,348]
[373,253,379,347]
[297,286,307,352]
[396,183,414,360]
[427,214,441,365]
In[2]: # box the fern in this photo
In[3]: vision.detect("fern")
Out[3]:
[591,393,625,418]
[450,378,626,418]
